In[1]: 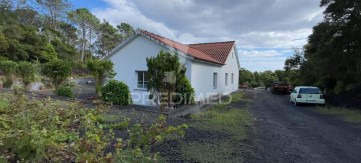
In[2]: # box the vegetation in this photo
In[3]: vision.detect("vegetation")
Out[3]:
[284,0,361,94]
[86,59,116,97]
[16,61,37,90]
[0,94,187,162]
[174,77,195,108]
[147,50,194,110]
[239,68,286,88]
[0,1,135,62]
[42,59,73,89]
[101,80,131,106]
[0,60,17,88]
[316,107,361,124]
[55,86,74,98]
[177,91,252,162]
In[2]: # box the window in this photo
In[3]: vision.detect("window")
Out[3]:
[213,73,217,89]
[231,73,234,84]
[225,73,228,86]
[299,88,322,94]
[137,71,149,89]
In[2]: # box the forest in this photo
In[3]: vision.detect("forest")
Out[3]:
[0,0,134,63]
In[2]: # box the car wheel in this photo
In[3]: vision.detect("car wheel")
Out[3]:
[294,99,298,106]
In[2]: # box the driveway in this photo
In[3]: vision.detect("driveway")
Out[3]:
[247,89,361,162]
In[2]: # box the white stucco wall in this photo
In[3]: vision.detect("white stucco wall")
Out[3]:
[109,35,239,106]
[190,45,240,102]
[108,36,191,106]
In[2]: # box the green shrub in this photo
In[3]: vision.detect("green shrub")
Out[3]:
[173,77,195,108]
[63,80,76,87]
[42,59,73,89]
[101,80,131,105]
[0,60,17,88]
[16,61,37,90]
[55,87,74,98]
[0,95,188,162]
[86,59,116,97]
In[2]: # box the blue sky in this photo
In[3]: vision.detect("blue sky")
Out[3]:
[70,0,323,72]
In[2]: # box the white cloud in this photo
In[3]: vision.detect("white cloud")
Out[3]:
[92,0,177,40]
[92,0,324,71]
[239,50,283,58]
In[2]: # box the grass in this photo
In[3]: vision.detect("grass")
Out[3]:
[316,107,361,124]
[0,98,8,110]
[191,104,251,139]
[180,139,242,162]
[175,91,252,162]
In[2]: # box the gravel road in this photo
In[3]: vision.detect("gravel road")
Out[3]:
[246,89,361,163]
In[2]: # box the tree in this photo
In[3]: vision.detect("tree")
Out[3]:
[296,0,361,93]
[68,8,99,62]
[146,50,188,110]
[260,70,277,88]
[95,20,121,57]
[86,59,116,97]
[0,60,17,88]
[239,68,254,85]
[117,23,135,40]
[16,61,37,90]
[41,59,72,89]
[36,0,70,30]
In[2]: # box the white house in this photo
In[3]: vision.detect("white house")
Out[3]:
[106,29,240,106]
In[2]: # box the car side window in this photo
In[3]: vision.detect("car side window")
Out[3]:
[293,89,297,93]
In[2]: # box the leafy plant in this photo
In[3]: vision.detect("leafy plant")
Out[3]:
[55,87,74,98]
[42,59,73,89]
[128,115,188,157]
[0,60,17,88]
[101,80,131,105]
[86,59,116,97]
[146,50,192,110]
[0,94,188,162]
[16,61,37,90]
[173,77,195,108]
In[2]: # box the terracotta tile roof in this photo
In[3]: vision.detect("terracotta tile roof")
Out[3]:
[188,41,235,64]
[140,30,234,65]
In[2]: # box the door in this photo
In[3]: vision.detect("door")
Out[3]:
[290,88,297,101]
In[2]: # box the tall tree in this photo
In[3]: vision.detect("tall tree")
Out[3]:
[68,8,99,62]
[95,20,121,57]
[117,23,135,40]
[36,0,70,30]
[296,0,361,92]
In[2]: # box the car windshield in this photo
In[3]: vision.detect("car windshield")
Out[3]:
[299,88,322,94]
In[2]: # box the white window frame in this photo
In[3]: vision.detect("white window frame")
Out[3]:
[231,73,234,85]
[136,71,148,89]
[213,73,217,89]
[225,73,228,86]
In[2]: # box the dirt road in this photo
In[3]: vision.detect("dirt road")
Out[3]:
[247,89,361,163]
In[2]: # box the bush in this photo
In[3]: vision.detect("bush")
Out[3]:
[173,77,195,108]
[0,95,188,162]
[16,61,37,90]
[0,60,17,88]
[86,59,116,97]
[42,59,73,89]
[101,80,131,105]
[55,87,74,98]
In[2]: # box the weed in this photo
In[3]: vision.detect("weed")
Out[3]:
[316,107,361,124]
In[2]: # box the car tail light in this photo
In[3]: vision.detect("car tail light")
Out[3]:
[297,94,302,98]
[320,94,324,99]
